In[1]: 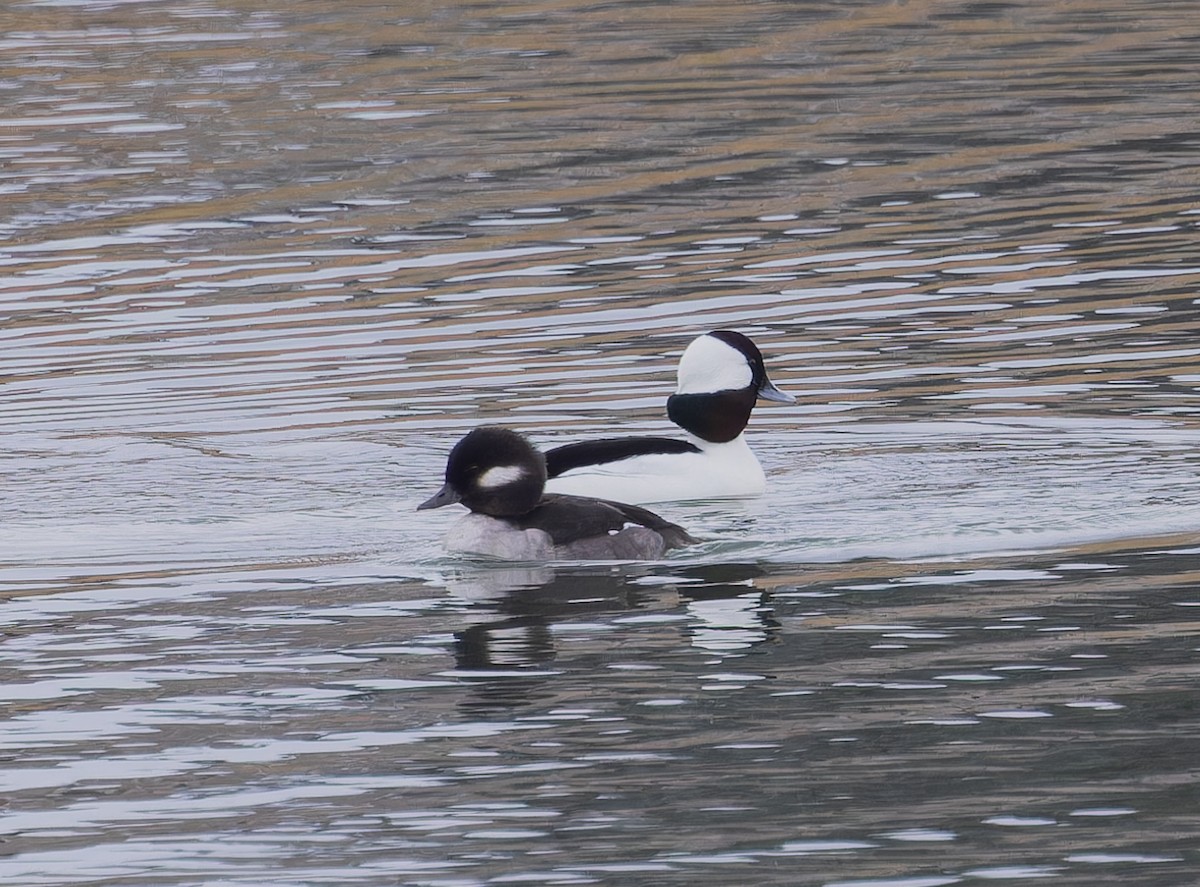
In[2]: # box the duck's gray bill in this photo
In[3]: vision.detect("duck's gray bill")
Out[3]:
[417,483,461,511]
[758,377,795,403]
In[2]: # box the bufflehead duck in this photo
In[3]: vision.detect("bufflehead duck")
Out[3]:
[543,330,793,503]
[418,426,696,560]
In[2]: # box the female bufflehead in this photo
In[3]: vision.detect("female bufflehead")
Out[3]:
[543,330,793,503]
[418,426,696,560]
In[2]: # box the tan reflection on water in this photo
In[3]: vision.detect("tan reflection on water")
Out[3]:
[4,0,1199,439]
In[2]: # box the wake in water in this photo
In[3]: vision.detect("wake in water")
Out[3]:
[646,419,1200,565]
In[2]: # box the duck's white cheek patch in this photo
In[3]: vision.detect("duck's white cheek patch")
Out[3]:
[477,464,526,489]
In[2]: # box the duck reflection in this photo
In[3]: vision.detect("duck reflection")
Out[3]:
[445,563,778,710]
[677,562,781,654]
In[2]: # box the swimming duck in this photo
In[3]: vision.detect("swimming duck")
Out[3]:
[543,330,793,503]
[419,426,696,560]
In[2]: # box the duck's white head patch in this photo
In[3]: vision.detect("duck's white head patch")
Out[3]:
[676,334,752,395]
[477,464,527,489]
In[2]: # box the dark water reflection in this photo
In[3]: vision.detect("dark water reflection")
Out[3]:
[4,0,1200,883]
[3,550,1198,885]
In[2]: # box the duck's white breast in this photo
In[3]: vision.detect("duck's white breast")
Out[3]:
[445,514,555,560]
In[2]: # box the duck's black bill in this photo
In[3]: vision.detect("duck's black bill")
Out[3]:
[417,483,461,511]
[757,377,795,403]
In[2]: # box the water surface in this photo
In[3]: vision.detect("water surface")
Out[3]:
[3,0,1200,884]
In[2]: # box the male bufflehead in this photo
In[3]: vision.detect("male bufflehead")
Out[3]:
[418,426,696,560]
[543,330,793,503]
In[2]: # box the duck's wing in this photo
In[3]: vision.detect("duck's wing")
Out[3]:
[514,495,628,544]
[544,437,700,478]
[519,494,696,550]
[598,499,698,550]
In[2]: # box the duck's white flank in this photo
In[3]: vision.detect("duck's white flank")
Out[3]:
[544,434,765,504]
[444,513,672,561]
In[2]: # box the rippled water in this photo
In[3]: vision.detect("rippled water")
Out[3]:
[3,0,1200,884]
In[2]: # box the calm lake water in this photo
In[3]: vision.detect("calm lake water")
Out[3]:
[3,0,1200,884]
